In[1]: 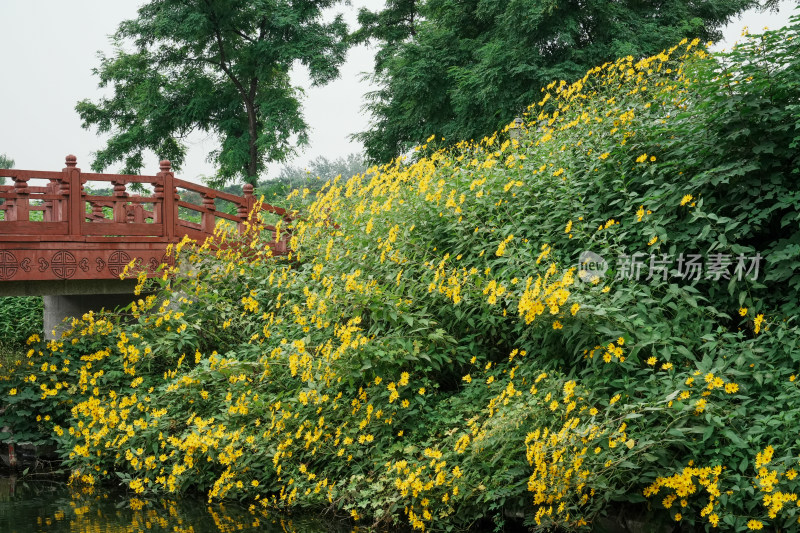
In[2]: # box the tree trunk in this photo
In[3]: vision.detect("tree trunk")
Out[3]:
[245,80,259,186]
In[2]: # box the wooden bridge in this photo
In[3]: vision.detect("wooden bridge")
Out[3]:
[0,155,290,287]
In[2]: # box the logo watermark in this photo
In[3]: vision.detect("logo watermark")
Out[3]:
[577,251,762,283]
[577,250,609,282]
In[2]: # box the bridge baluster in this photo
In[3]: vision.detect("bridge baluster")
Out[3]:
[201,193,216,233]
[112,180,129,223]
[127,204,145,223]
[150,178,164,227]
[89,201,105,221]
[2,187,15,222]
[56,175,69,223]
[43,179,59,222]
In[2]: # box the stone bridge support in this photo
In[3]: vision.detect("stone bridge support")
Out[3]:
[1,280,139,340]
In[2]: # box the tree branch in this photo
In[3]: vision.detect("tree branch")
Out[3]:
[232,29,257,43]
[203,0,248,100]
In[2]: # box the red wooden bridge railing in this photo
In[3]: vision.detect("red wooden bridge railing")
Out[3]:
[0,155,290,283]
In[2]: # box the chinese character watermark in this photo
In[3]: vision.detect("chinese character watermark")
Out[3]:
[576,251,762,283]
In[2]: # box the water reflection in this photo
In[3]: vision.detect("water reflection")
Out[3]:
[0,476,352,533]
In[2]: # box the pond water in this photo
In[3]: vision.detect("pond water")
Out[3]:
[0,475,353,533]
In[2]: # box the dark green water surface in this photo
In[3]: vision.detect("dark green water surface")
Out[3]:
[0,476,352,533]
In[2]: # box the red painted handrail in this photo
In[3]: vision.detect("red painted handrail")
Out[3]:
[0,156,290,282]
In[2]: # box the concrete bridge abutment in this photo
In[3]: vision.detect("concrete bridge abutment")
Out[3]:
[1,280,140,340]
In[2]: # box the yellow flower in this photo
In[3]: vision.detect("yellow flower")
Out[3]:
[724,383,739,394]
[661,362,673,370]
[646,357,657,366]
[754,313,765,334]
[747,520,763,530]
[680,194,694,206]
[418,388,425,395]
[739,307,748,316]
[694,398,707,413]
[636,153,648,163]
[9,388,16,396]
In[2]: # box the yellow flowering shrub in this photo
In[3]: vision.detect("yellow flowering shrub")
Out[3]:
[4,18,800,532]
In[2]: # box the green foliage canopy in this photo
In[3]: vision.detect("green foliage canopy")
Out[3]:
[76,0,349,185]
[355,0,760,163]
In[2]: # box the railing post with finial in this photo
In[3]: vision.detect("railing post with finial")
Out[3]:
[239,183,255,233]
[11,174,30,223]
[157,160,176,239]
[64,155,82,236]
[56,172,70,223]
[44,178,59,222]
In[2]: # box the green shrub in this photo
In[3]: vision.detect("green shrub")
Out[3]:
[0,297,43,345]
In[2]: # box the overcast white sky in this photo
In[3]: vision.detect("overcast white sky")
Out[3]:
[0,1,796,184]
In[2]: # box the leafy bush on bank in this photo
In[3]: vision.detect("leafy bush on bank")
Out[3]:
[3,15,800,532]
[0,296,43,346]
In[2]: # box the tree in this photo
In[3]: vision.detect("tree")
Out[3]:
[258,152,367,201]
[351,0,419,73]
[76,0,349,186]
[355,0,761,163]
[0,153,13,185]
[277,153,367,181]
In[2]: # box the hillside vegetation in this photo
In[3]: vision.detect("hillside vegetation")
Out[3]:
[2,16,800,532]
